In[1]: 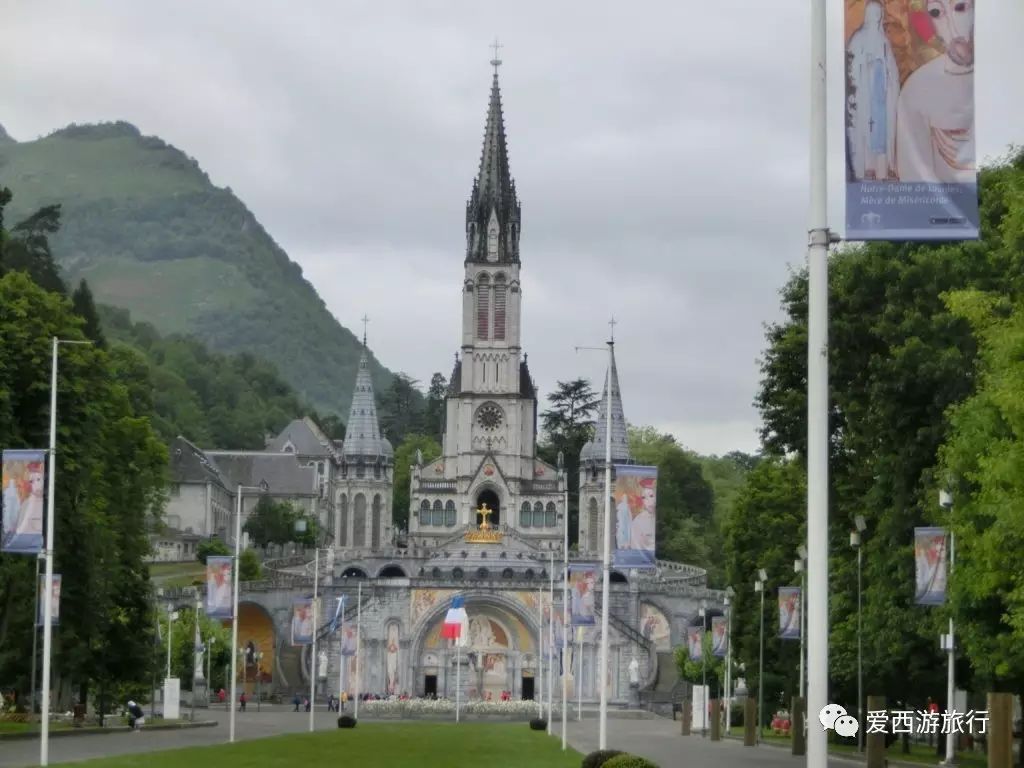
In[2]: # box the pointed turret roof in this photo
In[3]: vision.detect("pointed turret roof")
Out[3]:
[581,345,630,463]
[466,65,521,263]
[342,344,392,459]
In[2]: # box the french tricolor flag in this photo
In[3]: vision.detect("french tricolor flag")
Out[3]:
[441,595,469,645]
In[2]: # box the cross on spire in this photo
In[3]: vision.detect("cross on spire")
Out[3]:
[361,314,370,347]
[609,316,617,343]
[490,38,503,75]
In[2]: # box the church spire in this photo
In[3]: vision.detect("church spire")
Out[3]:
[342,335,391,459]
[466,48,521,264]
[581,344,630,464]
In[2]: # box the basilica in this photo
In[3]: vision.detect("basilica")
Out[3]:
[169,64,721,710]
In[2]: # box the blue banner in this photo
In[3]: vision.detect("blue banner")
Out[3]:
[844,1,978,241]
[612,465,658,569]
[2,449,47,555]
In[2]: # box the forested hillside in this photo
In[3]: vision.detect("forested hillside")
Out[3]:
[0,120,398,416]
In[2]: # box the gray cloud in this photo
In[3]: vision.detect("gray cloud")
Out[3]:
[4,1,1022,455]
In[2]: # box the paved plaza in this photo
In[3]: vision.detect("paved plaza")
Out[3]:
[0,707,866,768]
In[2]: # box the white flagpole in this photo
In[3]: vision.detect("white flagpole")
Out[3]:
[228,486,242,743]
[548,551,554,734]
[309,548,318,733]
[337,597,345,702]
[537,587,543,719]
[807,0,830,766]
[456,639,461,723]
[599,340,613,749]
[562,485,569,750]
[354,582,362,720]
[577,629,582,721]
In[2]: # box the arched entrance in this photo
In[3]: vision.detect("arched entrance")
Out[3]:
[231,602,275,695]
[476,488,500,527]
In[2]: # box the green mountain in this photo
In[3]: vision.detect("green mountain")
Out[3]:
[0,120,395,415]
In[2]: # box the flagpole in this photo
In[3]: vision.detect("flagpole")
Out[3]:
[456,639,461,723]
[537,587,543,719]
[562,483,569,750]
[598,339,614,749]
[336,597,345,702]
[309,548,318,733]
[354,582,362,720]
[548,551,554,734]
[577,629,582,721]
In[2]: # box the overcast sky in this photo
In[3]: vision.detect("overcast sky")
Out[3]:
[4,2,1023,456]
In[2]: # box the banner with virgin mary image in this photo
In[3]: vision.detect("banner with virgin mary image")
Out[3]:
[844,0,978,241]
[291,598,315,646]
[2,449,47,555]
[205,556,233,619]
[568,565,597,626]
[711,615,728,658]
[778,587,801,640]
[914,526,948,605]
[687,625,703,662]
[612,465,658,569]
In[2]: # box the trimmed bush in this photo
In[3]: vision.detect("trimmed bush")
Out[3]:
[337,715,357,728]
[580,750,626,768]
[602,756,659,768]
[529,717,547,730]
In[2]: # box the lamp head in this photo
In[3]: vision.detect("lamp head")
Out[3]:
[794,558,803,573]
[855,515,867,532]
[850,531,861,548]
[797,545,808,561]
[939,490,953,509]
[757,568,768,582]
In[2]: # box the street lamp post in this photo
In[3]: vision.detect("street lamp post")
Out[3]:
[724,586,734,736]
[166,604,177,678]
[755,568,767,744]
[851,515,866,753]
[229,484,264,743]
[699,600,707,737]
[207,636,216,695]
[255,651,264,712]
[794,545,807,702]
[39,336,93,767]
[939,490,956,766]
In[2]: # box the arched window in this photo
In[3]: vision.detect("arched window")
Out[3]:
[432,500,444,527]
[432,567,442,579]
[545,502,557,528]
[374,463,381,479]
[502,567,515,579]
[339,494,348,547]
[420,499,431,526]
[444,500,456,527]
[533,502,544,528]
[476,567,489,579]
[371,494,382,549]
[524,568,534,580]
[588,498,599,552]
[353,493,367,547]
[493,274,507,340]
[476,274,490,340]
[452,567,464,580]
[520,502,531,528]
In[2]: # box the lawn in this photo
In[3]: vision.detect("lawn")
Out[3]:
[755,729,987,767]
[149,561,205,588]
[59,723,583,768]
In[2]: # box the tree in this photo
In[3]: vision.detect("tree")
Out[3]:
[197,539,230,564]
[392,433,442,531]
[71,279,106,347]
[939,289,1024,758]
[539,379,599,545]
[423,372,447,443]
[239,549,263,582]
[243,496,308,547]
[0,201,65,294]
[380,373,423,446]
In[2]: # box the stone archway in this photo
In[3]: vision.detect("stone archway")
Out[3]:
[233,602,276,695]
[476,488,501,527]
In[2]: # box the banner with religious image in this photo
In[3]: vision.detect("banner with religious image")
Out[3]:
[291,598,315,646]
[844,0,978,241]
[914,526,948,605]
[711,615,728,658]
[568,565,597,626]
[611,464,658,569]
[205,556,233,619]
[2,449,47,555]
[778,586,801,640]
[687,625,703,661]
[36,573,61,627]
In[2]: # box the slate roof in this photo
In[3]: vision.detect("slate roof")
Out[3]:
[581,345,631,463]
[169,436,230,490]
[265,417,335,458]
[342,346,393,459]
[204,451,317,496]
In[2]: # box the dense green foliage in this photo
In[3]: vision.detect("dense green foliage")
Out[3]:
[392,433,442,531]
[538,379,600,546]
[97,303,311,448]
[243,496,316,548]
[0,121,402,417]
[737,149,1024,725]
[196,539,230,564]
[239,549,262,582]
[600,755,660,768]
[159,607,232,691]
[0,189,166,710]
[580,750,625,768]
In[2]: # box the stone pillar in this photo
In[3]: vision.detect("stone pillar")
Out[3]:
[791,696,805,755]
[987,692,1013,768]
[681,700,692,735]
[710,700,721,741]
[743,699,757,746]
[866,695,886,768]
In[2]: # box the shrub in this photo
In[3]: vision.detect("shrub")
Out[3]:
[581,749,625,768]
[529,717,547,730]
[602,756,659,768]
[196,539,229,564]
[337,715,357,729]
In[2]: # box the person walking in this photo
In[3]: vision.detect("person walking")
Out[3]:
[340,691,348,711]
[126,701,146,731]
[293,693,301,712]
[239,692,247,712]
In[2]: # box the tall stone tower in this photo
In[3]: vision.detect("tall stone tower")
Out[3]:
[335,337,394,551]
[409,62,565,544]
